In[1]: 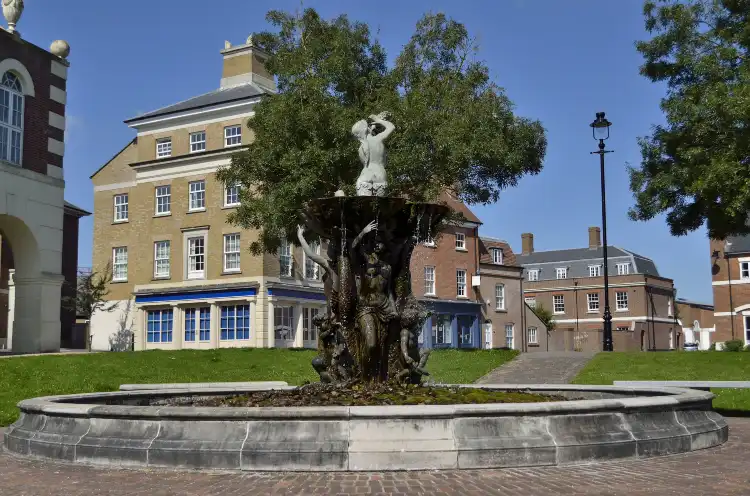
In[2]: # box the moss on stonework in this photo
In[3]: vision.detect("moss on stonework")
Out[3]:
[190,382,563,408]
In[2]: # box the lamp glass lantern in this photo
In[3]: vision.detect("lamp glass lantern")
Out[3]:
[590,112,612,141]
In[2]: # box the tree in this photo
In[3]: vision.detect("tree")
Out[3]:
[531,303,557,332]
[217,8,547,254]
[63,263,118,320]
[628,0,750,239]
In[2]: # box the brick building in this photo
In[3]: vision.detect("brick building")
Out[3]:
[710,234,750,346]
[0,7,89,352]
[516,227,678,352]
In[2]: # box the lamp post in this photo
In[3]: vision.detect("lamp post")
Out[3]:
[591,112,614,351]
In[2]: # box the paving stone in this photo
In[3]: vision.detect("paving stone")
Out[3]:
[476,351,597,385]
[0,418,748,495]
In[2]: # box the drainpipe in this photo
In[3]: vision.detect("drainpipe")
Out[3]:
[726,254,736,340]
[574,281,579,351]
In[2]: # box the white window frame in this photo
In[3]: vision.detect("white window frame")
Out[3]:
[186,235,206,280]
[153,241,170,278]
[455,232,466,250]
[616,291,629,311]
[456,269,467,297]
[553,295,565,314]
[188,180,206,212]
[495,284,505,311]
[303,307,320,343]
[279,239,293,277]
[112,247,128,282]
[424,266,436,296]
[556,267,567,280]
[505,324,514,349]
[113,194,128,222]
[616,263,630,275]
[587,293,599,312]
[304,242,321,281]
[525,297,536,308]
[741,261,750,280]
[190,131,206,153]
[432,314,452,345]
[224,125,242,147]
[588,265,601,277]
[156,138,172,158]
[491,248,503,265]
[223,233,241,273]
[527,269,539,282]
[224,183,240,207]
[0,72,24,166]
[155,185,171,215]
[527,326,538,345]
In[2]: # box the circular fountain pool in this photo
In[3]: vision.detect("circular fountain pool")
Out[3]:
[4,383,727,471]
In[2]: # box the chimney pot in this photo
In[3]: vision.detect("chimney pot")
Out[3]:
[521,233,534,255]
[588,226,601,249]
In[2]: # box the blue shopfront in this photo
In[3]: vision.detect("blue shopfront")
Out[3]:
[418,299,482,349]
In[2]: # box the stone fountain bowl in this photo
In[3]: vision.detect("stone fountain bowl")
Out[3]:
[303,196,451,240]
[3,384,727,472]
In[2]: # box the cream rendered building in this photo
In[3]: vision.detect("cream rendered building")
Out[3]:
[90,40,326,351]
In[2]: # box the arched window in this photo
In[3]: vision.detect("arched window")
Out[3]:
[0,71,24,165]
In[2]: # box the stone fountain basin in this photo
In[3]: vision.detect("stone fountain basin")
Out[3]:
[4,384,727,472]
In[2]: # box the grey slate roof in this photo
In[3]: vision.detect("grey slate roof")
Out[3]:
[124,83,268,124]
[725,234,750,254]
[515,246,661,281]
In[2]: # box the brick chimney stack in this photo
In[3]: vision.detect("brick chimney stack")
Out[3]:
[220,36,275,91]
[588,226,601,249]
[521,233,534,255]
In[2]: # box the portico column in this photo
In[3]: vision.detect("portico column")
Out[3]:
[210,302,220,349]
[267,299,275,348]
[294,302,304,348]
[172,305,182,350]
[12,274,63,353]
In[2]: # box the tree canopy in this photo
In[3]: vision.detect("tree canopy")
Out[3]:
[629,0,750,239]
[217,8,546,254]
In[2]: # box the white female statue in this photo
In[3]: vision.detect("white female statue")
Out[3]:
[351,112,395,196]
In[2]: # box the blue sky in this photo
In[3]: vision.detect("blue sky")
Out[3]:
[20,0,713,303]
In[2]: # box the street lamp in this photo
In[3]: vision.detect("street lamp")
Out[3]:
[591,112,614,351]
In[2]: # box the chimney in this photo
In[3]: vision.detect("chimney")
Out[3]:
[588,226,601,249]
[521,233,534,255]
[220,36,276,92]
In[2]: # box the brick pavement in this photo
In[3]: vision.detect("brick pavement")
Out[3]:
[0,418,749,495]
[476,351,597,385]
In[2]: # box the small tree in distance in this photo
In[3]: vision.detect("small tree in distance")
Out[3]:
[531,303,557,332]
[62,262,118,350]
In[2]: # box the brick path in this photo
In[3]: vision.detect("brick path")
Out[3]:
[476,351,597,385]
[0,418,748,495]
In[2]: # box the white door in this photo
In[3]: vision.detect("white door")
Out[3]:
[484,322,492,349]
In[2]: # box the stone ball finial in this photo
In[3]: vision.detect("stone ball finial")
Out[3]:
[50,40,70,59]
[2,0,24,35]
[224,40,231,49]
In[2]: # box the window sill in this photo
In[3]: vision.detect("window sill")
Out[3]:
[112,220,129,225]
[457,295,469,299]
[187,275,206,281]
[190,149,207,154]
[616,309,629,312]
[156,155,172,160]
[187,208,206,214]
[222,204,240,210]
[455,248,468,252]
[424,294,437,298]
[154,213,171,218]
[587,310,599,314]
[495,309,507,313]
[528,343,540,347]
[152,276,171,281]
[553,312,565,315]
[222,270,242,276]
[423,243,436,249]
[111,279,128,284]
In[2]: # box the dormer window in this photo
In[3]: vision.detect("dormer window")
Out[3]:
[156,138,172,158]
[0,72,24,165]
[491,248,503,264]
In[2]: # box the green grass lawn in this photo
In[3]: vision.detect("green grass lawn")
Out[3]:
[574,351,750,413]
[0,348,517,426]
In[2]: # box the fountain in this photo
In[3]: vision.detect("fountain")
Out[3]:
[3,113,728,472]
[296,111,448,385]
